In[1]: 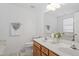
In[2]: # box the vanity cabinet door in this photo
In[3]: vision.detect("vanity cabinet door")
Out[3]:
[33,41,40,49]
[41,52,47,56]
[33,45,37,56]
[41,46,49,55]
[49,50,59,56]
[33,45,40,56]
[33,41,41,56]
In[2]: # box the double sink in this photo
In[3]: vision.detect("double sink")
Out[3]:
[38,37,79,56]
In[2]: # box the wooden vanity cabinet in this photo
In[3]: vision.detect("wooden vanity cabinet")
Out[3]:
[41,46,49,56]
[33,41,41,56]
[33,45,40,56]
[49,50,59,56]
[33,40,59,56]
[41,52,47,56]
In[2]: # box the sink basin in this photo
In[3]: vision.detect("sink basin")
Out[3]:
[59,47,79,56]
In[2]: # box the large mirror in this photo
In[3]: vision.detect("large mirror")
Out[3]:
[44,3,79,42]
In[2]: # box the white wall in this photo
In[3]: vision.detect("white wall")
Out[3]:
[0,4,45,55]
[35,4,46,37]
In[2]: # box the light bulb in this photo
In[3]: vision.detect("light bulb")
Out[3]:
[46,3,61,11]
[47,4,56,11]
[50,3,61,8]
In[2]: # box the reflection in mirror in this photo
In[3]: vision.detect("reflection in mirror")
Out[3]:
[44,3,79,42]
[63,17,73,32]
[63,17,74,41]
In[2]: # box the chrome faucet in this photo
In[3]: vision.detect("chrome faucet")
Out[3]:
[72,34,75,41]
[71,34,77,50]
[71,44,77,49]
[72,34,77,41]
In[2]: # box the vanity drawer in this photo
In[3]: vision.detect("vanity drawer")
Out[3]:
[33,41,40,49]
[41,52,47,56]
[49,50,59,56]
[41,46,49,55]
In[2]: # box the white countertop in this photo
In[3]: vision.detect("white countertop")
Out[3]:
[33,37,79,56]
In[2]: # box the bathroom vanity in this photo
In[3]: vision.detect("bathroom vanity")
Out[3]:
[33,38,79,56]
[33,40,59,56]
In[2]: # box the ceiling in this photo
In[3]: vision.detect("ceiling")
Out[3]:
[8,3,79,17]
[46,3,79,17]
[8,3,47,11]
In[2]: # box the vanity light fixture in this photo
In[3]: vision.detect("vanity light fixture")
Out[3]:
[46,3,61,11]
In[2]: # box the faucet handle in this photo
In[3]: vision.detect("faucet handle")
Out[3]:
[75,34,77,35]
[74,34,77,36]
[71,44,77,49]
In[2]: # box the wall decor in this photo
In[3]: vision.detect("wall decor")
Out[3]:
[9,22,21,37]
